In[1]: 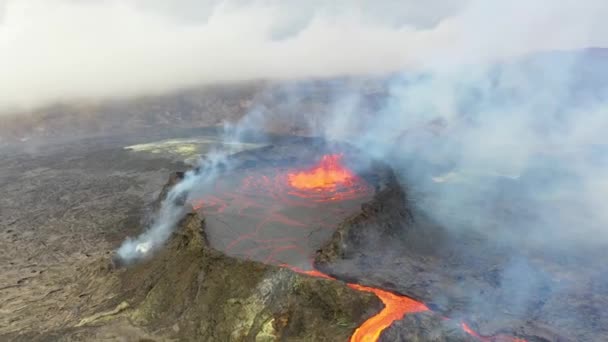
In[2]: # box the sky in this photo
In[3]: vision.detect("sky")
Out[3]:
[0,0,607,111]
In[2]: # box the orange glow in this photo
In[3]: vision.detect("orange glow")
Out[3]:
[462,323,481,339]
[281,264,336,280]
[348,283,429,342]
[284,264,429,342]
[191,199,204,211]
[288,154,355,190]
[461,323,528,342]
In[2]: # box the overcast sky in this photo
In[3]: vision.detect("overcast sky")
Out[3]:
[0,0,607,110]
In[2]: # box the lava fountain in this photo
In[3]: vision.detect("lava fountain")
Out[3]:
[288,154,355,190]
[190,153,525,342]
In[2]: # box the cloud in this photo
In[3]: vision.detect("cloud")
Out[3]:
[0,0,606,111]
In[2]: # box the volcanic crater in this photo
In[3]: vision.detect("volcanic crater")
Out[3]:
[189,139,378,268]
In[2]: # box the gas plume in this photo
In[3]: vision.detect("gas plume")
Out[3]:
[321,50,608,248]
[117,151,228,263]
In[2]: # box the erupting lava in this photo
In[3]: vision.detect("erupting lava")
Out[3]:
[190,153,525,342]
[285,153,370,202]
[288,154,355,190]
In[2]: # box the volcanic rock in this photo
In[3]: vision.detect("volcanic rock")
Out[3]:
[315,169,413,266]
[380,311,476,342]
[152,171,185,211]
[117,175,384,340]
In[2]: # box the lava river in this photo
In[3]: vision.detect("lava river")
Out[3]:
[191,153,525,342]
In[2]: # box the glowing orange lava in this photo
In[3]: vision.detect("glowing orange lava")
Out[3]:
[288,154,355,190]
[282,264,428,341]
[286,265,526,342]
[461,323,528,342]
[347,283,429,342]
[462,322,480,338]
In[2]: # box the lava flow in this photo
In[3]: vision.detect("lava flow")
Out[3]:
[283,264,429,342]
[287,264,525,342]
[288,154,355,190]
[190,153,526,342]
[347,283,429,342]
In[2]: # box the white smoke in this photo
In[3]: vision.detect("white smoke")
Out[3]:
[1,0,608,111]
[316,49,608,248]
[117,151,228,263]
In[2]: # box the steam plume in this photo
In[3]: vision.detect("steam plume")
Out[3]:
[117,151,228,263]
[320,50,608,247]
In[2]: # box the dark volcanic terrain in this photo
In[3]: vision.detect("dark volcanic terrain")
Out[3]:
[0,131,191,336]
[315,169,608,342]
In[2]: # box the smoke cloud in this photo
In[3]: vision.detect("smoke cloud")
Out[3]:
[316,49,608,245]
[117,151,228,263]
[1,0,608,111]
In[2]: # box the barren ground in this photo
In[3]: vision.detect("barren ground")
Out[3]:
[0,129,215,336]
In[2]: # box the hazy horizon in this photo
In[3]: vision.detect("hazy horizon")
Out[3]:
[1,0,607,112]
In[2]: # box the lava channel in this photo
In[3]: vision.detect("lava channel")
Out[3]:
[347,283,429,342]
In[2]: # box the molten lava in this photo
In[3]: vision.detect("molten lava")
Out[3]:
[288,154,355,190]
[190,154,373,267]
[288,264,525,342]
[347,284,429,342]
[283,264,429,341]
[285,154,370,202]
[461,323,528,342]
